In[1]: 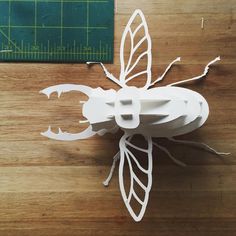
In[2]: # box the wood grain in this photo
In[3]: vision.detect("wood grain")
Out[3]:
[0,0,236,235]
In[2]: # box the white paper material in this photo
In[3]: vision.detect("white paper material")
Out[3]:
[40,9,225,222]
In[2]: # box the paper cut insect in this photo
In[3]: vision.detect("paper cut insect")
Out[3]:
[40,10,229,222]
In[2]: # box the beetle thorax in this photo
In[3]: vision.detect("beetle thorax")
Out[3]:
[115,87,141,129]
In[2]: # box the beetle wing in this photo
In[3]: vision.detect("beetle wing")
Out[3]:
[119,9,152,89]
[119,133,153,221]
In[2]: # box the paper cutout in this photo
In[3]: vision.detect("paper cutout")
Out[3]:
[119,134,153,222]
[40,9,229,222]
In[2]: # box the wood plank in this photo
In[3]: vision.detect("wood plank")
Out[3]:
[0,0,235,235]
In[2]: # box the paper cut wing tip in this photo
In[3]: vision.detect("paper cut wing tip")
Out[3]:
[134,9,144,15]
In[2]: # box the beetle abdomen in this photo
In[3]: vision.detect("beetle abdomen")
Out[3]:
[126,87,209,137]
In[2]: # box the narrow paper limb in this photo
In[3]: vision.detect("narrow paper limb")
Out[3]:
[168,137,230,156]
[102,132,132,187]
[149,57,181,87]
[103,151,120,187]
[86,62,123,87]
[167,56,221,87]
[153,141,186,167]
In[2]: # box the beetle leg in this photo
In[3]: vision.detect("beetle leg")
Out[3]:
[168,137,230,156]
[87,62,123,87]
[103,151,120,187]
[167,56,221,87]
[149,57,181,87]
[153,141,186,167]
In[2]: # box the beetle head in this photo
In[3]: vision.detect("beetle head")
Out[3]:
[40,84,117,141]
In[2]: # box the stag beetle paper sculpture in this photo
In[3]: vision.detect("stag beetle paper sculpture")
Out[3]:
[40,10,229,222]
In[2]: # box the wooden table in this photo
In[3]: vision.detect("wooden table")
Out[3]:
[0,0,235,235]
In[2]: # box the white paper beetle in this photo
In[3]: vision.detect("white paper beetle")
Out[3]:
[40,10,229,222]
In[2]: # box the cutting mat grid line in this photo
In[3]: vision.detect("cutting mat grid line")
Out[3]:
[0,0,114,62]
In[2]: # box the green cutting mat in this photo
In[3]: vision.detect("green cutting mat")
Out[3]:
[0,0,114,62]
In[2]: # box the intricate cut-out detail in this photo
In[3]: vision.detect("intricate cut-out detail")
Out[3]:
[119,134,153,222]
[40,9,227,222]
[119,10,152,89]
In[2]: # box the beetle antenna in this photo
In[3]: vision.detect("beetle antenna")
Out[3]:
[167,56,221,87]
